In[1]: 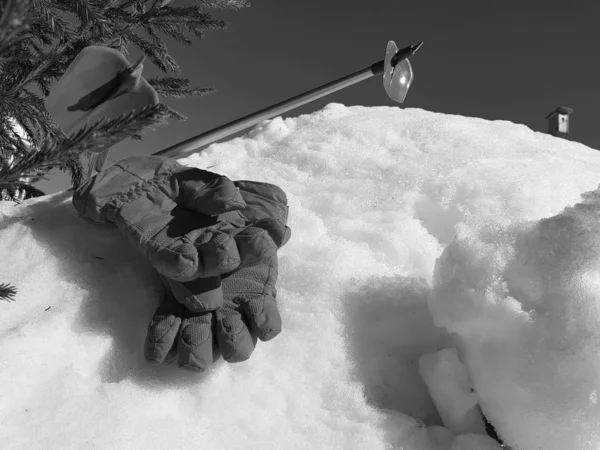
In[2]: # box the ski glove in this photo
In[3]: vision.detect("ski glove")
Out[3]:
[144,177,291,370]
[145,254,283,371]
[72,155,290,281]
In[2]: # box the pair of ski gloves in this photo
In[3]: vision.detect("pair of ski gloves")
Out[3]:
[72,155,291,371]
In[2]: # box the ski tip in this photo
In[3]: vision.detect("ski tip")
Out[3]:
[128,55,146,74]
[412,41,424,54]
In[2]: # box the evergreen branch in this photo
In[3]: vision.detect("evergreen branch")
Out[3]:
[137,1,147,14]
[162,105,187,121]
[0,133,15,167]
[66,0,101,28]
[0,0,35,55]
[145,21,192,46]
[149,21,193,45]
[1,12,102,95]
[146,5,229,42]
[0,0,248,196]
[150,0,172,10]
[195,0,251,10]
[149,5,227,28]
[0,282,18,302]
[0,182,45,202]
[124,29,179,73]
[23,35,44,56]
[2,39,71,94]
[12,117,36,149]
[57,154,84,187]
[0,103,170,185]
[60,103,170,154]
[31,1,74,43]
[0,116,32,157]
[98,0,122,12]
[147,76,215,98]
[0,92,59,148]
[102,3,134,22]
[119,0,143,11]
[35,76,51,97]
[24,20,55,46]
[21,182,45,197]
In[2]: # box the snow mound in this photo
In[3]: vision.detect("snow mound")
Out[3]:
[2,103,600,449]
[429,189,600,449]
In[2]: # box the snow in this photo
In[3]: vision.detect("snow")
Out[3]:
[2,103,600,449]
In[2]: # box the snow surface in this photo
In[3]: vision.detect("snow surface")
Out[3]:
[2,103,600,449]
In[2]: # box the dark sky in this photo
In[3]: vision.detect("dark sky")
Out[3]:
[36,0,600,193]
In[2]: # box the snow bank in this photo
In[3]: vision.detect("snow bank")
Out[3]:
[2,103,600,449]
[429,189,600,449]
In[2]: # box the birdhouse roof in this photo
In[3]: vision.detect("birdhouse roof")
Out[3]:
[546,106,574,119]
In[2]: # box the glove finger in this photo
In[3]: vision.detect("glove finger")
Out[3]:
[177,313,215,371]
[243,294,282,342]
[215,306,257,363]
[252,217,290,249]
[144,300,185,364]
[144,221,241,280]
[174,167,246,215]
[233,225,278,269]
[233,181,289,223]
[233,181,292,248]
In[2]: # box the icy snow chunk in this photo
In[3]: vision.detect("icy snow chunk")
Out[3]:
[450,434,503,450]
[429,188,600,449]
[419,348,486,435]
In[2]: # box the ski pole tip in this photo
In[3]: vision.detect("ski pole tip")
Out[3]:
[390,40,424,67]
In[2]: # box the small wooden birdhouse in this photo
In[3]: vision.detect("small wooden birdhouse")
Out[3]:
[546,106,574,137]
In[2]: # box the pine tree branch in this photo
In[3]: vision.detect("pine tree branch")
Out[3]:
[195,0,251,10]
[0,282,17,302]
[0,181,45,202]
[98,0,122,13]
[0,0,35,55]
[0,103,170,186]
[144,4,230,43]
[147,76,215,98]
[35,76,52,97]
[1,8,102,95]
[3,40,72,94]
[123,29,179,73]
[71,0,101,25]
[120,0,143,11]
[31,2,75,43]
[144,20,192,46]
[162,105,187,121]
[150,0,172,11]
[57,154,84,187]
[148,5,227,27]
[24,20,55,46]
[0,0,249,198]
[49,0,104,32]
[0,91,61,150]
[0,116,31,158]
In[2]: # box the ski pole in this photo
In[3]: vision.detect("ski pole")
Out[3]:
[154,40,423,159]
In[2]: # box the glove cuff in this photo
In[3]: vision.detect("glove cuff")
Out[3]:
[73,156,181,223]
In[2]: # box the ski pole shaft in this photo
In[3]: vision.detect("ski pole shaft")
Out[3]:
[154,66,377,159]
[153,41,423,159]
